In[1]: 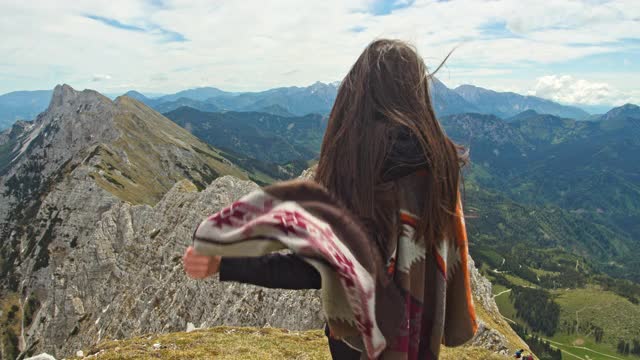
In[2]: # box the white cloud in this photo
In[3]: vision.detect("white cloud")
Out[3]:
[92,74,112,82]
[0,0,638,99]
[531,75,638,106]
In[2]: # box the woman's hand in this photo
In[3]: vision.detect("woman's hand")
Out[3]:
[183,246,221,279]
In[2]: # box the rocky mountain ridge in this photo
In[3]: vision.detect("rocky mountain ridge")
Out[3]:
[0,85,251,359]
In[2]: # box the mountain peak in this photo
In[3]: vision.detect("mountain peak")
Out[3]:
[520,109,539,115]
[309,81,329,89]
[600,103,640,123]
[507,109,540,122]
[159,87,229,102]
[124,90,149,100]
[454,84,589,119]
[427,78,480,116]
[50,83,76,105]
[616,103,639,111]
[454,84,481,91]
[49,84,111,110]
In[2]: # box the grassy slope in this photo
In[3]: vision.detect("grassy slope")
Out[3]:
[89,97,249,205]
[0,293,21,360]
[553,287,640,345]
[489,273,640,360]
[545,335,636,360]
[466,180,640,359]
[69,326,507,360]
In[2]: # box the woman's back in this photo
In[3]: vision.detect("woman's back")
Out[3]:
[315,39,466,258]
[315,39,476,358]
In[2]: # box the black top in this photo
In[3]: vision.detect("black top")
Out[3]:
[220,253,321,289]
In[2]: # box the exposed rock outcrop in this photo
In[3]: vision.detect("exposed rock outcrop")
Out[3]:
[0,85,246,358]
[21,177,323,357]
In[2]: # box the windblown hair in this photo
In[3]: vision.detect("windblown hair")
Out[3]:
[315,39,466,253]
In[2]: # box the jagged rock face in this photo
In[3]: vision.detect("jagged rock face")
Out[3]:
[23,177,323,357]
[0,85,122,292]
[0,85,119,178]
[468,257,512,355]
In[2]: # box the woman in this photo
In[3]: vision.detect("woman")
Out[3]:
[184,39,477,359]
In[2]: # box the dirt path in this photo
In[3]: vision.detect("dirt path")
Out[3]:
[544,340,586,360]
[542,338,624,360]
[493,289,512,298]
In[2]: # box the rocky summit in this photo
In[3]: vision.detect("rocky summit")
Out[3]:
[0,86,527,359]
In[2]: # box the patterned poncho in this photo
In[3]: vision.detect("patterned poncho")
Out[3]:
[193,175,477,359]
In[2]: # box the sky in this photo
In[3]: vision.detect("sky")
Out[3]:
[0,0,639,106]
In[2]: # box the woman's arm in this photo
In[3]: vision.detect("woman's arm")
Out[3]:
[220,253,321,289]
[183,246,321,290]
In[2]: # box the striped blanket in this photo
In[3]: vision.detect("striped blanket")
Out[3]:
[193,177,477,359]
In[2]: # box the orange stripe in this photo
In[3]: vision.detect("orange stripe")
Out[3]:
[400,211,418,227]
[434,249,447,278]
[456,197,478,332]
[454,198,467,247]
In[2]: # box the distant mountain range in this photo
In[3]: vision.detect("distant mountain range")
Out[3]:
[125,81,336,118]
[453,84,590,119]
[1,79,619,130]
[440,105,640,274]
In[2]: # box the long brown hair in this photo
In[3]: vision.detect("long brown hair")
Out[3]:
[315,39,466,253]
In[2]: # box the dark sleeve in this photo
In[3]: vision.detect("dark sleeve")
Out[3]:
[219,253,321,289]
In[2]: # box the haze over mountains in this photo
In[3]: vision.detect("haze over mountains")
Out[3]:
[0,78,612,131]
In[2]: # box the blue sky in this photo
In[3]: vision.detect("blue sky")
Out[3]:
[0,0,639,106]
